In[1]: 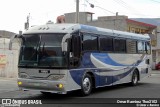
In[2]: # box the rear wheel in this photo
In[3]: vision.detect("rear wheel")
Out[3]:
[81,74,93,96]
[131,70,139,86]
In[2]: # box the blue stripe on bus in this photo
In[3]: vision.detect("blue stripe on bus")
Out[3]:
[91,53,130,66]
[69,67,134,87]
[69,52,139,87]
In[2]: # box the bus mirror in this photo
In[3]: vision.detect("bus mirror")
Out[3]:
[62,42,68,52]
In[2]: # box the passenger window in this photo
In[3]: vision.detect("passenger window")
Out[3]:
[146,42,151,54]
[114,39,126,53]
[100,37,113,52]
[83,34,98,51]
[137,41,145,53]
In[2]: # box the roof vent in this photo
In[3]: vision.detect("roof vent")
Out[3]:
[46,20,54,24]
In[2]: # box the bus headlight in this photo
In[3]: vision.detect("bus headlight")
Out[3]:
[56,84,64,88]
[48,74,64,80]
[18,81,22,85]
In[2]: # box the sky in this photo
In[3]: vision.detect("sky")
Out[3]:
[0,0,160,33]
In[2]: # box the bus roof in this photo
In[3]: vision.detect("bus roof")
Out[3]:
[24,23,150,41]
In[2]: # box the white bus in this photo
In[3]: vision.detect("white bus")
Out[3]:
[10,23,151,96]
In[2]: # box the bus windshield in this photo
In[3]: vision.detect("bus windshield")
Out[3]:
[19,33,68,68]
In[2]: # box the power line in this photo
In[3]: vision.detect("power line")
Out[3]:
[84,0,160,18]
[112,0,158,17]
[85,0,115,14]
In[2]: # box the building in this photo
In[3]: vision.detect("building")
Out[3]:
[0,30,20,78]
[64,12,157,69]
[0,30,15,38]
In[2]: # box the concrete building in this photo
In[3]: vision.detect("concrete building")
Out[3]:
[0,30,20,78]
[65,12,156,33]
[64,12,157,69]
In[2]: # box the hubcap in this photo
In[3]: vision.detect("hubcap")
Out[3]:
[83,77,91,93]
[133,73,138,84]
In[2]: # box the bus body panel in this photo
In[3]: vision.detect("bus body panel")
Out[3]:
[16,24,151,94]
[69,52,151,88]
[18,69,81,93]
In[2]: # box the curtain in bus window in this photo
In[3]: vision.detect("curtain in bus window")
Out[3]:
[126,40,137,54]
[83,34,98,51]
[100,37,113,52]
[114,39,126,52]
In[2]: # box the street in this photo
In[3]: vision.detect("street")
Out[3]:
[0,70,160,99]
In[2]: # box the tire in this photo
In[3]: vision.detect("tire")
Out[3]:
[81,74,93,96]
[131,70,139,86]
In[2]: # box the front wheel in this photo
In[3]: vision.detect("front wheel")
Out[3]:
[131,70,139,86]
[81,74,93,96]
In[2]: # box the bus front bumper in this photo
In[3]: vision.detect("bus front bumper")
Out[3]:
[17,78,67,94]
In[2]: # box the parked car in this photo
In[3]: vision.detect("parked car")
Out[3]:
[155,62,160,70]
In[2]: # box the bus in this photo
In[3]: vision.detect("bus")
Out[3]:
[10,23,151,96]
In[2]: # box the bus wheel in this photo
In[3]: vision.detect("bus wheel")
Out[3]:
[131,70,138,86]
[81,74,93,96]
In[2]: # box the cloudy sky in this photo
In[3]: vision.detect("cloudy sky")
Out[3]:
[0,0,160,33]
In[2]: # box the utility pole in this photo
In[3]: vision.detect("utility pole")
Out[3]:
[76,0,79,23]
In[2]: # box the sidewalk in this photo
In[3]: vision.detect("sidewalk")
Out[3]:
[151,70,160,74]
[0,77,17,81]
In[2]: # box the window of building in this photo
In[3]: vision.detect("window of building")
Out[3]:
[100,36,113,52]
[87,13,92,22]
[114,39,126,52]
[82,34,98,51]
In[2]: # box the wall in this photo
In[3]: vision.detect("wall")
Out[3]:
[0,38,20,78]
[65,12,88,24]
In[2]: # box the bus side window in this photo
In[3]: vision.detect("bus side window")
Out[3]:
[99,36,113,52]
[70,35,81,67]
[146,42,151,54]
[137,41,145,54]
[126,40,137,54]
[114,38,126,53]
[82,33,98,51]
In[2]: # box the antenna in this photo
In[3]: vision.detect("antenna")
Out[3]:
[24,13,30,30]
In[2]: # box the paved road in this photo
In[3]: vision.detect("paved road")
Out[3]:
[0,71,160,99]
